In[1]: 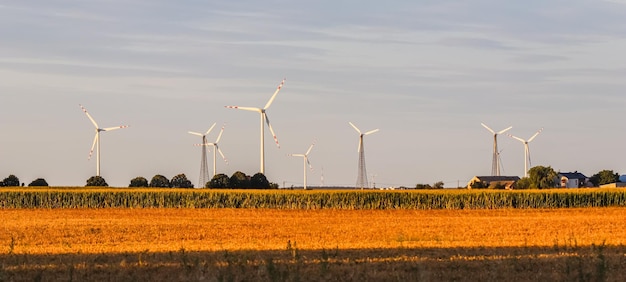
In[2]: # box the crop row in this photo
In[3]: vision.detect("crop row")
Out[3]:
[1,188,625,209]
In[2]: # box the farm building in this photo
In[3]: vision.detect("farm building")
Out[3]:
[557,172,590,188]
[599,182,626,188]
[467,176,520,189]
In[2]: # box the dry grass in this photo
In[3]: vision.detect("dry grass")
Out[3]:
[1,208,626,281]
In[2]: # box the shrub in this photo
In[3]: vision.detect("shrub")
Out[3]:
[229,171,250,188]
[28,178,49,187]
[171,174,193,188]
[2,175,20,187]
[129,177,149,187]
[207,174,230,188]
[149,175,170,188]
[86,176,108,187]
[250,173,270,189]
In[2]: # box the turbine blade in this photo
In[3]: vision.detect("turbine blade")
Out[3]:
[102,125,129,131]
[265,114,280,148]
[88,133,97,160]
[507,134,526,143]
[528,128,544,142]
[79,104,99,129]
[204,123,217,136]
[225,106,262,112]
[263,78,286,110]
[307,158,314,171]
[481,123,495,134]
[364,129,379,135]
[290,154,305,157]
[217,147,228,165]
[497,126,513,135]
[215,124,226,143]
[305,142,315,156]
[527,144,532,167]
[349,122,361,134]
[188,131,204,137]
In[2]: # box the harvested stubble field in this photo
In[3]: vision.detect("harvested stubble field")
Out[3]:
[1,207,626,281]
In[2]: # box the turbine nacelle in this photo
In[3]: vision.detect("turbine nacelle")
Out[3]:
[349,122,379,152]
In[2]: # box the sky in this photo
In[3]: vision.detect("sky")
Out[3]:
[1,0,626,188]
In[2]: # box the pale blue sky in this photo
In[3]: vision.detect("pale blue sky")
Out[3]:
[1,1,626,187]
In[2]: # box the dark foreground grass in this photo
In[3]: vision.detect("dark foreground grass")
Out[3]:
[2,244,624,281]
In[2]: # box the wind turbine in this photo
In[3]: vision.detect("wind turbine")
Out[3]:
[225,78,285,174]
[508,128,543,177]
[188,123,216,188]
[205,124,229,178]
[349,122,379,189]
[79,104,129,177]
[288,140,315,190]
[481,123,512,176]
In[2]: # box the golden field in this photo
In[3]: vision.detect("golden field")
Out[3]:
[1,208,626,281]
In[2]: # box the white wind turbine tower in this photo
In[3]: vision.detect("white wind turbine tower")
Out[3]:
[349,122,379,189]
[79,104,129,177]
[288,140,315,190]
[188,123,216,188]
[508,128,543,177]
[481,123,512,176]
[225,78,285,174]
[205,124,229,178]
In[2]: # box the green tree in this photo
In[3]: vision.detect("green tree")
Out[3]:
[589,170,620,186]
[171,173,194,188]
[207,173,230,188]
[515,177,531,189]
[432,181,445,189]
[129,177,149,187]
[86,176,108,187]
[493,182,506,189]
[229,171,250,188]
[250,173,270,189]
[528,166,557,189]
[470,181,488,189]
[1,175,20,187]
[28,178,49,187]
[415,183,432,189]
[149,175,170,188]
[269,182,279,189]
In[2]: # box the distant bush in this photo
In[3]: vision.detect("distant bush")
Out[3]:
[250,173,270,189]
[129,177,149,187]
[229,171,250,188]
[28,178,49,187]
[149,175,170,188]
[207,174,230,188]
[171,174,193,188]
[86,176,108,187]
[1,175,20,187]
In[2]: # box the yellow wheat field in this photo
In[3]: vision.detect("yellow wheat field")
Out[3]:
[2,208,625,254]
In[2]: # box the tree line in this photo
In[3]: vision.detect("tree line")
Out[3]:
[0,175,48,187]
[0,171,278,189]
